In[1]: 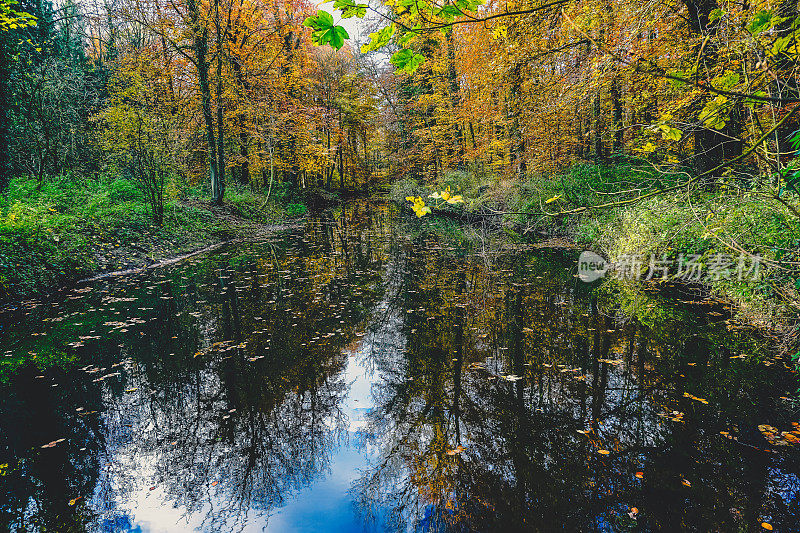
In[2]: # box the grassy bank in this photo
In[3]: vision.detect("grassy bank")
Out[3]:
[0,174,309,304]
[390,163,800,347]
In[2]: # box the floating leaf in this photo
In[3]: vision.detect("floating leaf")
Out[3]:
[683,392,709,404]
[446,445,466,455]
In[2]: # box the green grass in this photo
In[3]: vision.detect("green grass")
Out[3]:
[0,174,302,303]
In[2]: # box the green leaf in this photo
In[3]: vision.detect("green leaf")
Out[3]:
[711,71,740,91]
[708,8,723,23]
[334,0,367,18]
[744,90,767,109]
[331,25,349,48]
[786,170,800,193]
[454,0,484,11]
[303,10,349,49]
[398,31,417,47]
[790,128,800,151]
[390,48,426,74]
[698,95,729,130]
[436,4,462,20]
[303,10,333,30]
[667,69,686,88]
[771,35,793,57]
[748,10,773,35]
[658,124,682,141]
[361,24,395,52]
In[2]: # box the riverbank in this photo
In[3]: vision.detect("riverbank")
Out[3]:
[389,163,800,354]
[0,175,309,305]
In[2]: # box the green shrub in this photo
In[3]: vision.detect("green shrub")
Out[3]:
[286,203,308,217]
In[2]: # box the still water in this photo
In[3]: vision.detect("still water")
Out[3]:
[1,201,799,532]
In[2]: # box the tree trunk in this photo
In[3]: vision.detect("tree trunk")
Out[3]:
[213,0,225,205]
[610,77,624,155]
[593,93,604,160]
[0,32,12,195]
[187,0,221,204]
[445,30,463,165]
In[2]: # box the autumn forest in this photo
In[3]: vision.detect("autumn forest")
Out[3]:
[2,0,800,530]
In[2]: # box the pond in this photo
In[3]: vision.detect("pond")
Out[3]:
[0,201,799,532]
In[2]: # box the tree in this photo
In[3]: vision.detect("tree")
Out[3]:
[96,46,179,225]
[0,0,37,195]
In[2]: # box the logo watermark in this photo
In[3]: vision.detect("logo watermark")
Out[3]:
[577,252,762,283]
[578,251,608,282]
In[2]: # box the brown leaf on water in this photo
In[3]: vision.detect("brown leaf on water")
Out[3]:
[683,392,709,404]
[761,522,773,530]
[446,445,466,456]
[597,449,611,455]
[758,424,790,446]
[40,438,66,449]
[635,471,644,479]
[681,479,692,487]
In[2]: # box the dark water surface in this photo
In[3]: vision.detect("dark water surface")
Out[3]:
[1,201,800,532]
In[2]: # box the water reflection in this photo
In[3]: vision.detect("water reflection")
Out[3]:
[0,201,798,532]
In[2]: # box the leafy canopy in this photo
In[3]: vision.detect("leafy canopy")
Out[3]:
[302,0,486,73]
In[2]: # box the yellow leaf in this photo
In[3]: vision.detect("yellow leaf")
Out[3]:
[545,195,562,204]
[640,142,657,153]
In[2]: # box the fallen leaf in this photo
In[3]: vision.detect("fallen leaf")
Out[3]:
[761,523,773,530]
[597,449,611,455]
[446,445,466,455]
